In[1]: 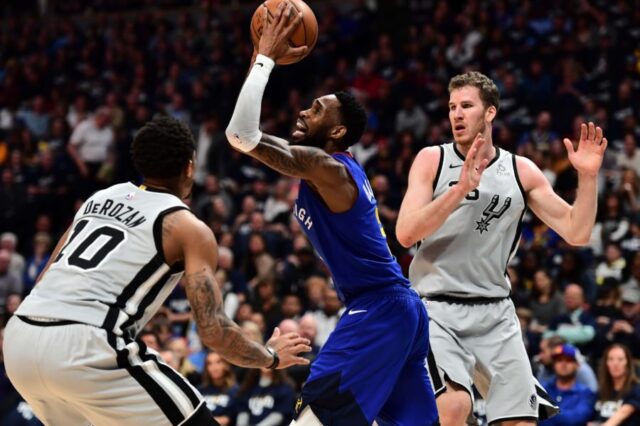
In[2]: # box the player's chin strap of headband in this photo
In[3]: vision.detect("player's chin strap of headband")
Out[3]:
[225,54,275,153]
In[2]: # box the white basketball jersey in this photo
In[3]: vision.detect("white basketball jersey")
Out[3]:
[17,182,189,337]
[409,143,526,298]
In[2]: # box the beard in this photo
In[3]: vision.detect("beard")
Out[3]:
[293,127,329,149]
[455,121,487,145]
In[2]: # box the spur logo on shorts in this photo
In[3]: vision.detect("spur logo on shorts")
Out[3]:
[529,393,537,409]
[475,195,511,234]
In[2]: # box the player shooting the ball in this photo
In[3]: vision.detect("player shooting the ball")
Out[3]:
[226,1,439,425]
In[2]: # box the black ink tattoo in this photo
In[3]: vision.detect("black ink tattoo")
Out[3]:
[251,136,330,179]
[183,271,271,368]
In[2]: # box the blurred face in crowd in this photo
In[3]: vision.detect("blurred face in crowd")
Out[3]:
[564,284,583,311]
[299,314,317,343]
[449,86,496,146]
[292,95,343,149]
[554,356,578,380]
[533,270,552,295]
[606,346,629,381]
[0,249,10,274]
[206,352,229,383]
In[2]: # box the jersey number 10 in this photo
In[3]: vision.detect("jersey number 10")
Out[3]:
[54,219,126,270]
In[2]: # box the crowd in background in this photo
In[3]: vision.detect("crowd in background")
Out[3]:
[1,0,640,424]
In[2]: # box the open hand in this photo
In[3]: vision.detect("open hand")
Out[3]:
[457,133,490,193]
[266,327,312,369]
[564,122,607,177]
[258,1,308,62]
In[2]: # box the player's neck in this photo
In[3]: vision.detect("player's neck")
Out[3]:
[141,179,180,197]
[455,138,495,160]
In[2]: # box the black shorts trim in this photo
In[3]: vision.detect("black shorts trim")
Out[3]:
[17,315,84,327]
[182,401,220,425]
[105,333,196,425]
[427,348,446,396]
[488,415,536,425]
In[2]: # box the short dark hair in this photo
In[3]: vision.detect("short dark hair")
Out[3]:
[448,71,500,111]
[131,115,195,179]
[334,91,367,148]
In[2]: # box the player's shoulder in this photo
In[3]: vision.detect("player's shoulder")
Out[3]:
[512,154,547,191]
[415,144,445,165]
[167,209,216,246]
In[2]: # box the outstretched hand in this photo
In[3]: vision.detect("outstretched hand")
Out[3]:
[564,122,607,176]
[258,1,308,62]
[266,327,312,369]
[457,133,491,193]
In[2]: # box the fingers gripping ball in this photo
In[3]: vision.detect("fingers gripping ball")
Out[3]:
[251,0,318,65]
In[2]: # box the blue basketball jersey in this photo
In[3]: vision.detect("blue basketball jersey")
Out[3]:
[294,152,410,302]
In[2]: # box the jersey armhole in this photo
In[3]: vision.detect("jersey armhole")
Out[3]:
[432,145,445,192]
[153,206,190,271]
[512,154,527,208]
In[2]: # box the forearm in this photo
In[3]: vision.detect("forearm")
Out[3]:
[556,324,595,344]
[567,172,598,245]
[185,271,272,368]
[397,184,467,247]
[603,404,636,426]
[225,54,274,153]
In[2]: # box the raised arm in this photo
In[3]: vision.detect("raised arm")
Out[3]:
[519,122,607,246]
[167,209,311,369]
[225,2,353,205]
[396,135,489,247]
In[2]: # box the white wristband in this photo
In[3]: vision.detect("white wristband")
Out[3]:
[225,54,275,153]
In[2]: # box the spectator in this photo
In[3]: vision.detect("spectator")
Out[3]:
[395,96,428,141]
[616,134,640,178]
[534,335,598,393]
[16,96,49,140]
[199,351,239,426]
[66,107,114,198]
[22,232,50,295]
[595,243,626,286]
[530,268,565,335]
[0,233,25,280]
[603,287,640,358]
[236,368,296,426]
[312,287,343,347]
[545,284,597,357]
[541,343,596,426]
[591,343,640,426]
[0,249,22,318]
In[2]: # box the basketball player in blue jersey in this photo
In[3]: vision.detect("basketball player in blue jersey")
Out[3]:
[226,3,438,425]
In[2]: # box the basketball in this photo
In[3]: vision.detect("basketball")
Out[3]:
[250,0,318,65]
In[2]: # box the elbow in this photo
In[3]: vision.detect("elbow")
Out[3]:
[395,226,416,248]
[566,234,590,247]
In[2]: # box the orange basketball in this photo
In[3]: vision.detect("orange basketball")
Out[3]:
[250,0,318,65]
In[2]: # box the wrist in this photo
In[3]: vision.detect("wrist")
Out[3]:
[254,54,275,73]
[265,346,279,369]
[451,183,470,199]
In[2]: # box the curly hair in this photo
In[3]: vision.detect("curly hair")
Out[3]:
[448,71,500,111]
[334,91,367,148]
[131,115,195,179]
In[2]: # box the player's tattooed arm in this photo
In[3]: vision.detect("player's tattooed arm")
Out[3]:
[249,133,351,187]
[171,210,311,369]
[183,270,273,368]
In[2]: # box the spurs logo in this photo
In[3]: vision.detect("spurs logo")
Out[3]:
[475,195,511,234]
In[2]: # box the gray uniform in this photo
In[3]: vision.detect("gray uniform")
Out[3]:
[411,143,559,423]
[4,183,209,426]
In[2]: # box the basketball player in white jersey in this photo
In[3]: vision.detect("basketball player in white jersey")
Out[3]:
[396,71,607,426]
[3,116,311,426]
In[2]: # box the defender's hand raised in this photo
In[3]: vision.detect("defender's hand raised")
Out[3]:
[265,327,311,369]
[457,133,491,194]
[564,122,607,177]
[258,1,308,62]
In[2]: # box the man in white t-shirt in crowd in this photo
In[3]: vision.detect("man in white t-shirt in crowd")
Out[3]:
[67,106,114,198]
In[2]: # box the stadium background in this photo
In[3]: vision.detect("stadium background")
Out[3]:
[1,0,639,424]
